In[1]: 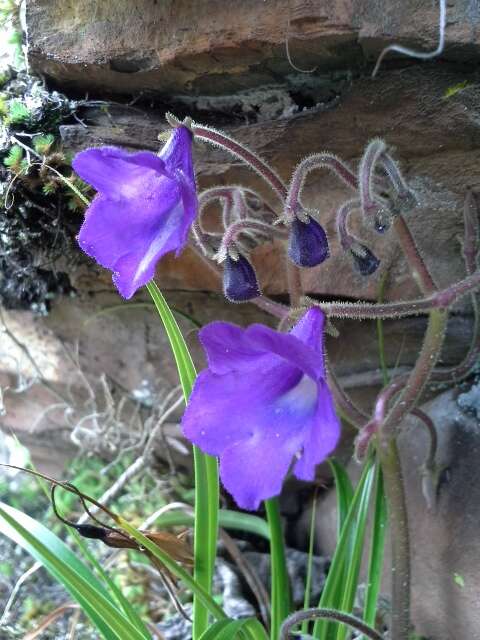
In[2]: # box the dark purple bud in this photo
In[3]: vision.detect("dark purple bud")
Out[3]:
[223,254,261,302]
[350,245,380,276]
[374,213,390,234]
[288,216,329,267]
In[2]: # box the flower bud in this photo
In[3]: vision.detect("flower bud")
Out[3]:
[288,215,329,267]
[223,253,261,302]
[350,244,380,276]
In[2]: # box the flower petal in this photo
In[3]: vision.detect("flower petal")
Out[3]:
[293,380,341,481]
[198,322,269,375]
[223,254,261,302]
[182,362,303,456]
[78,183,187,298]
[160,126,194,179]
[73,147,167,198]
[111,199,188,298]
[245,324,324,381]
[219,430,300,511]
[183,368,327,509]
[198,309,326,378]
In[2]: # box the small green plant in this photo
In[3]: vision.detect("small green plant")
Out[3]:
[3,143,23,172]
[33,133,55,155]
[6,99,31,125]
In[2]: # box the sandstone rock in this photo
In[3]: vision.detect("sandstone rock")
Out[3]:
[54,64,480,309]
[301,386,480,640]
[26,1,480,96]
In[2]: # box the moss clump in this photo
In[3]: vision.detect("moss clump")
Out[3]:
[0,70,91,313]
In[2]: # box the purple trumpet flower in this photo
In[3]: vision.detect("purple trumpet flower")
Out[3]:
[73,126,197,299]
[182,308,340,510]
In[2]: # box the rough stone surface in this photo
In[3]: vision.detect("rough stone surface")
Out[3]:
[54,63,480,308]
[26,1,480,96]
[303,386,480,640]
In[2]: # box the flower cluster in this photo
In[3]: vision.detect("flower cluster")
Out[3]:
[74,119,420,510]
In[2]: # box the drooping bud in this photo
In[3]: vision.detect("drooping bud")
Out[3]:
[288,215,329,267]
[223,253,261,302]
[350,243,380,276]
[373,206,392,234]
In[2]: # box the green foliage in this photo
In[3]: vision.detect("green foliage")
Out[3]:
[0,94,7,116]
[33,133,55,155]
[66,175,91,211]
[0,502,151,639]
[443,81,469,99]
[6,98,31,125]
[3,143,23,172]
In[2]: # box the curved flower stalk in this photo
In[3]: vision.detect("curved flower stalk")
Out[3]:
[181,308,340,510]
[73,125,197,299]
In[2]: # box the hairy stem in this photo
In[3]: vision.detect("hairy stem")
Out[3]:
[376,438,410,640]
[286,261,303,307]
[382,309,448,436]
[393,216,437,295]
[192,124,287,202]
[326,364,368,430]
[279,607,384,640]
[305,268,480,320]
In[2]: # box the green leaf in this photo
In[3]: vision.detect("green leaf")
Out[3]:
[312,458,375,640]
[335,461,376,640]
[328,459,354,537]
[0,502,149,640]
[198,618,268,640]
[362,462,387,632]
[145,280,219,640]
[3,144,22,169]
[117,517,226,621]
[152,509,270,541]
[265,497,291,640]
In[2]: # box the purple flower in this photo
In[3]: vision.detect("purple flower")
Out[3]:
[223,254,261,303]
[288,215,329,268]
[181,308,340,510]
[73,126,197,299]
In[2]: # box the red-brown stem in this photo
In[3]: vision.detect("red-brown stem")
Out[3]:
[359,138,387,219]
[393,216,437,295]
[220,219,287,252]
[376,438,410,640]
[192,125,287,202]
[307,268,480,320]
[252,295,290,319]
[326,364,368,430]
[287,261,303,307]
[336,199,360,250]
[285,153,358,217]
[280,607,383,640]
[381,309,448,438]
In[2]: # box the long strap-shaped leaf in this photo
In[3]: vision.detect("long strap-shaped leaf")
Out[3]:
[199,618,269,640]
[362,463,387,635]
[146,281,219,639]
[312,459,375,639]
[265,497,291,639]
[0,503,148,640]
